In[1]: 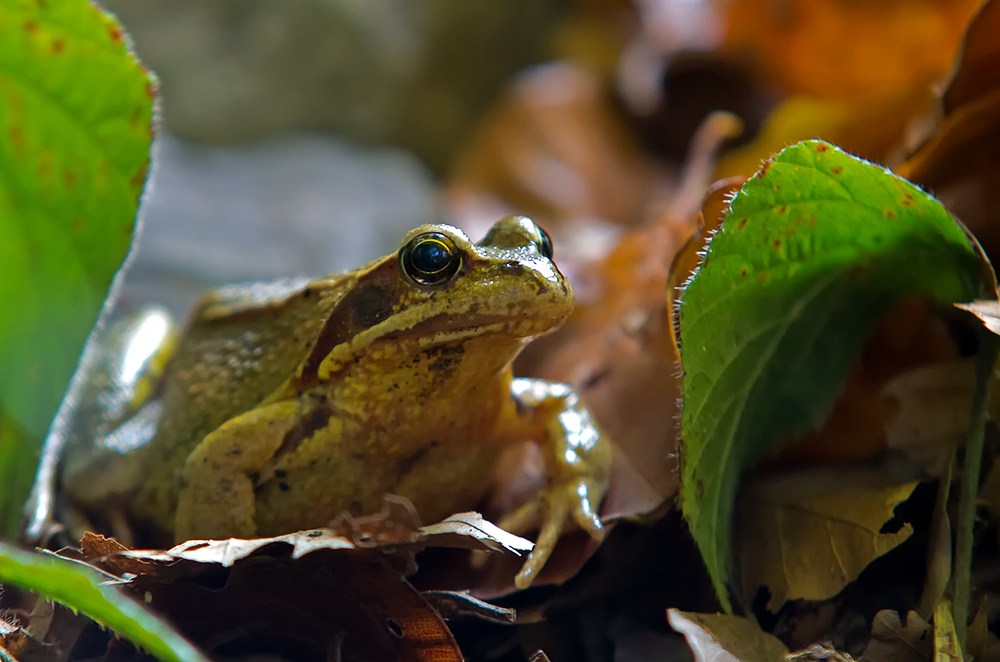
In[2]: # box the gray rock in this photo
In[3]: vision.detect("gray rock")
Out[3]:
[103,0,564,171]
[122,132,438,315]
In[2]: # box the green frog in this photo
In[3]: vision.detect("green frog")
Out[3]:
[61,215,612,588]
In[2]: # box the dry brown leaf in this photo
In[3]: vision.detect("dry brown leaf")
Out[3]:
[882,359,974,478]
[667,609,788,662]
[714,91,933,181]
[447,60,650,232]
[737,469,918,611]
[897,0,1000,262]
[861,610,932,662]
[722,0,980,104]
[143,551,464,662]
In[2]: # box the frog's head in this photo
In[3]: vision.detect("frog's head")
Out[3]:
[300,216,573,384]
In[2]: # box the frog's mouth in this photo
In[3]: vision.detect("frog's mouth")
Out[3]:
[380,312,566,346]
[301,311,567,387]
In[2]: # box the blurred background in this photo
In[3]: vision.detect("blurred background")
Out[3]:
[103,0,987,316]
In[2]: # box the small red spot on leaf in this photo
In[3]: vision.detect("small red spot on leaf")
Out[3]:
[774,205,787,215]
[739,267,748,278]
[737,218,748,230]
[64,169,77,188]
[51,38,65,53]
[759,161,772,178]
[108,25,124,43]
[8,126,25,159]
[24,21,38,32]
[145,80,156,99]
[38,152,52,179]
[130,162,149,189]
[886,210,896,219]
[831,167,842,175]
[900,197,913,207]
[816,144,828,152]
[773,239,782,250]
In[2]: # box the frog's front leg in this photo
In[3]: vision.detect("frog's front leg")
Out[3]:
[175,400,308,541]
[502,378,613,589]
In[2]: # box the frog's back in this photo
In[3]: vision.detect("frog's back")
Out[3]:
[132,275,350,533]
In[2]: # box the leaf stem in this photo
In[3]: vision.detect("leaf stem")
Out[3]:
[953,328,999,648]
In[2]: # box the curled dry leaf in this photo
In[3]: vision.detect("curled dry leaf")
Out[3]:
[898,0,1000,263]
[860,610,932,662]
[74,502,531,662]
[667,609,788,662]
[737,469,918,611]
[882,359,974,478]
[118,508,532,569]
[533,113,743,520]
[447,60,650,234]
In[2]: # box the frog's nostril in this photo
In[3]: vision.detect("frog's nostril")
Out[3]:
[536,285,549,296]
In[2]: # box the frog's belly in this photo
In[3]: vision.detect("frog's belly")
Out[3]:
[252,441,499,535]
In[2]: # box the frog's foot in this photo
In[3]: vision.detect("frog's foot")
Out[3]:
[499,476,606,590]
[501,378,612,589]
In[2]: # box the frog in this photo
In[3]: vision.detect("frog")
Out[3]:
[60,215,612,588]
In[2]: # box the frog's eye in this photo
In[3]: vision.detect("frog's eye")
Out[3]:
[537,227,554,260]
[401,232,462,285]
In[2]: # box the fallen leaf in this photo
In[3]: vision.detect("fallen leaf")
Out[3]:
[667,608,788,662]
[882,359,974,478]
[447,60,650,232]
[861,610,932,662]
[715,92,933,181]
[678,140,981,611]
[722,0,980,104]
[119,509,533,568]
[737,469,918,611]
[897,0,1000,263]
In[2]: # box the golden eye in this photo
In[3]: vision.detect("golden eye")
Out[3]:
[400,233,462,285]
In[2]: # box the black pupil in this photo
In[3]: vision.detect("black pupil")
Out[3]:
[539,229,553,259]
[412,239,452,274]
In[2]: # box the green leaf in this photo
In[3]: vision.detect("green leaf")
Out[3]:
[0,542,209,662]
[0,1,155,531]
[678,139,982,611]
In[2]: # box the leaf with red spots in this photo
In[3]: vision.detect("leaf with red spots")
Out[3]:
[0,1,155,534]
[677,139,985,611]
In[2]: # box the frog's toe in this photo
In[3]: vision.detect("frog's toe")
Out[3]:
[513,495,568,590]
[570,478,605,538]
[511,478,607,589]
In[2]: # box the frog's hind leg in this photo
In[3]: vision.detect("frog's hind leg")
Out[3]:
[175,401,305,542]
